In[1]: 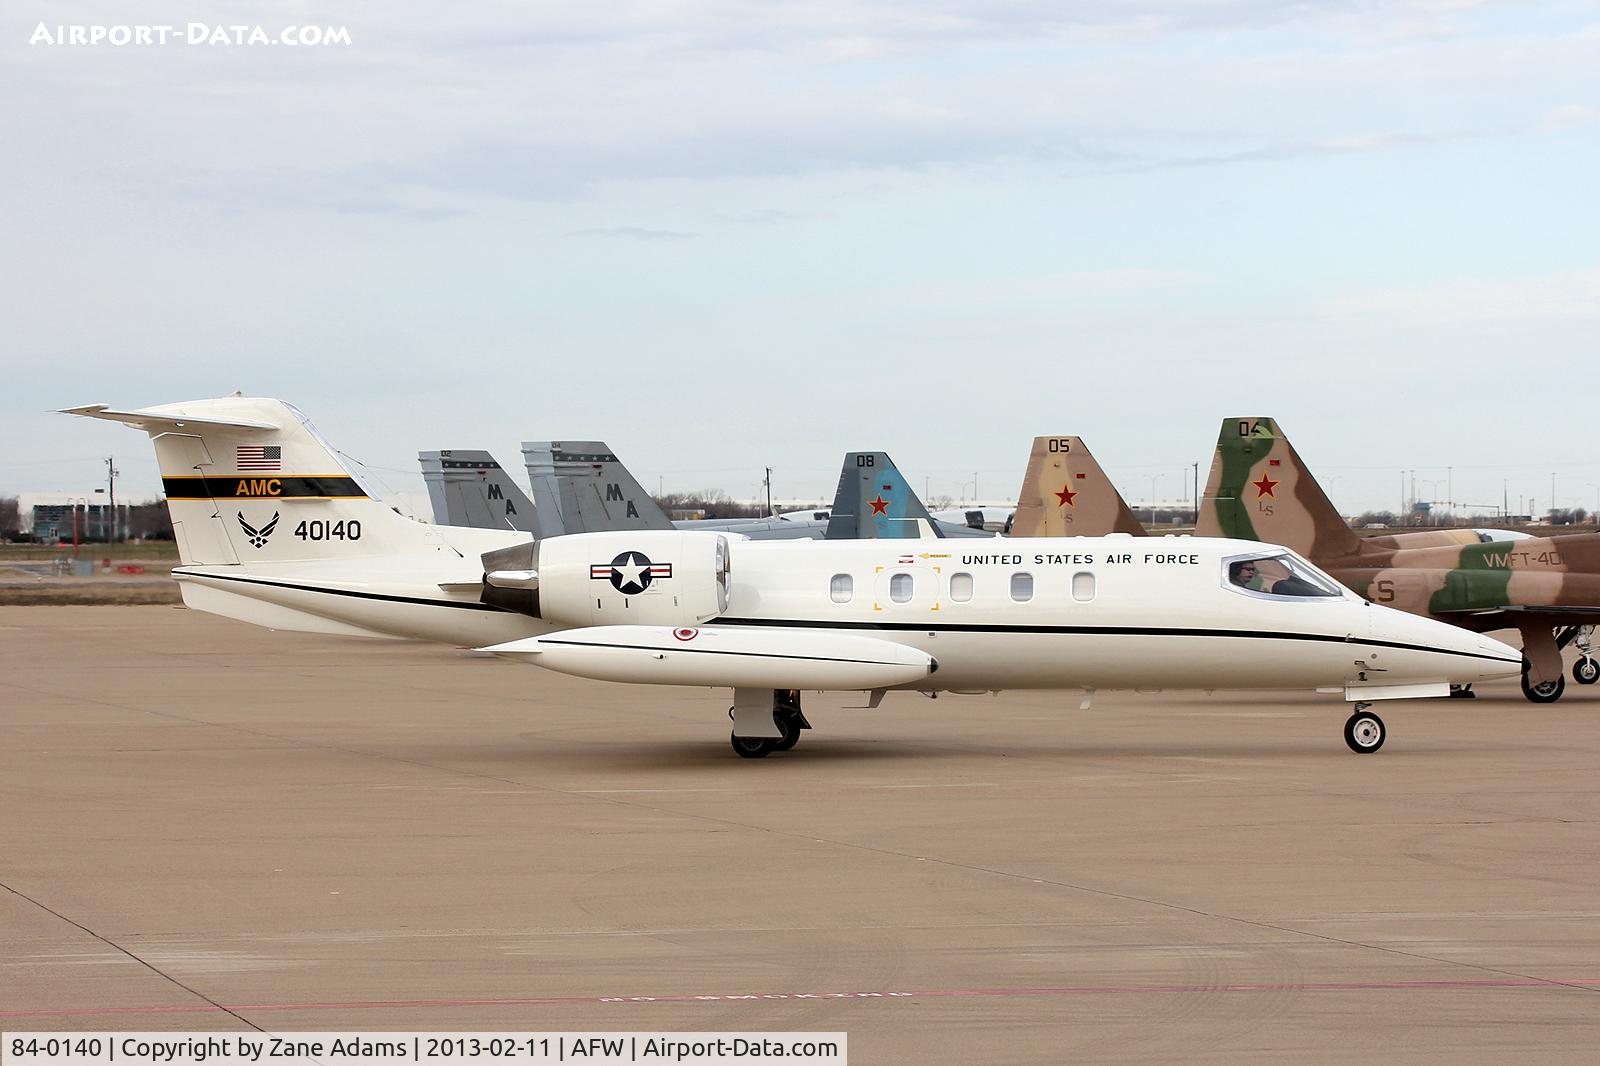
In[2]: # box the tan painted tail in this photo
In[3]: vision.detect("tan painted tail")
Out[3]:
[1196,417,1364,560]
[1010,436,1147,537]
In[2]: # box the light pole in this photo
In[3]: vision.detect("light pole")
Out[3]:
[1146,475,1163,524]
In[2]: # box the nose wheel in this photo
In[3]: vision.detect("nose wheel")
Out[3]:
[1574,657,1599,686]
[1343,706,1385,754]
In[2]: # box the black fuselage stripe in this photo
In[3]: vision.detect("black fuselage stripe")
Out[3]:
[164,476,367,499]
[168,573,1522,664]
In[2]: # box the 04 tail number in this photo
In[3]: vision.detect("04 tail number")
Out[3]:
[295,519,361,541]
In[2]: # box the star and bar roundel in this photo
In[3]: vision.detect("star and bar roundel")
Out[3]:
[591,551,673,594]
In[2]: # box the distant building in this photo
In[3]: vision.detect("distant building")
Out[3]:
[30,503,116,543]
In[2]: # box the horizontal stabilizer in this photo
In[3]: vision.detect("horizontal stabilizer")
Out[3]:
[482,625,937,690]
[60,403,278,432]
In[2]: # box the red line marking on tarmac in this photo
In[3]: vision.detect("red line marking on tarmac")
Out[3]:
[4,977,1597,1019]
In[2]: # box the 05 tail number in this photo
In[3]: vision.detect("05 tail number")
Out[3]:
[295,519,361,541]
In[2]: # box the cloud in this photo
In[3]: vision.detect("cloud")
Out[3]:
[564,226,699,241]
[1326,269,1600,323]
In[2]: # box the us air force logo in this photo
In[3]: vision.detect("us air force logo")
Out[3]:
[590,551,672,594]
[237,510,280,548]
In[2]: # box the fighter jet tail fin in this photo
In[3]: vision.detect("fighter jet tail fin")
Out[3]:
[62,396,441,568]
[825,452,939,539]
[1197,417,1364,558]
[419,450,536,533]
[521,441,674,537]
[1011,436,1148,537]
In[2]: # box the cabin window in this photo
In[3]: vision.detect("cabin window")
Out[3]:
[1224,552,1343,599]
[950,572,974,602]
[1010,572,1034,603]
[889,572,913,603]
[1071,571,1096,602]
[829,573,853,603]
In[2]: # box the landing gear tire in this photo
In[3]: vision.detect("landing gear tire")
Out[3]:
[730,733,774,759]
[1448,684,1476,699]
[1343,710,1385,754]
[1574,658,1599,686]
[1521,667,1566,704]
[772,713,803,752]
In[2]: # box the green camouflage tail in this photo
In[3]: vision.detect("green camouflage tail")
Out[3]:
[1197,417,1363,559]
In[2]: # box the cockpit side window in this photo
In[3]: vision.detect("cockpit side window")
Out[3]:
[1224,552,1343,599]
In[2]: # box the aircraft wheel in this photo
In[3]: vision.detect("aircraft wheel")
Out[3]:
[1448,684,1476,699]
[1574,658,1600,686]
[772,714,803,752]
[1343,710,1385,754]
[1520,667,1565,704]
[730,733,774,759]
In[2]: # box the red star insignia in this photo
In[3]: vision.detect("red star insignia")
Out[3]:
[1055,486,1077,507]
[1252,474,1279,498]
[868,495,890,515]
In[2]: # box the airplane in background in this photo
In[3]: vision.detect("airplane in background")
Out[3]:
[1197,417,1600,703]
[70,396,1520,757]
[419,449,536,535]
[423,441,987,540]
[1010,435,1149,538]
[931,506,1015,533]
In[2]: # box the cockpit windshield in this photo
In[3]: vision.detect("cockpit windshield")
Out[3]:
[1224,551,1345,599]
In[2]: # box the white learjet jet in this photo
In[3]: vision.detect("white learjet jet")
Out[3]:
[66,396,1522,757]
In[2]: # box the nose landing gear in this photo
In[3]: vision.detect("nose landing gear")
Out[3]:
[1343,704,1386,754]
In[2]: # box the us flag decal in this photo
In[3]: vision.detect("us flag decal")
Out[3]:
[236,445,282,471]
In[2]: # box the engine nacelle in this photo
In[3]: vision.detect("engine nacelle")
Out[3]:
[535,530,731,628]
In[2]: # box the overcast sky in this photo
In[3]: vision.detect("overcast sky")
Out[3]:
[3,1,1597,516]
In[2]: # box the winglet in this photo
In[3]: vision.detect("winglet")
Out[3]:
[1011,436,1147,537]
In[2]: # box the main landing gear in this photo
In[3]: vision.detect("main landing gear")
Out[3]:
[1343,704,1385,754]
[1519,624,1588,703]
[729,689,809,759]
[1520,665,1565,704]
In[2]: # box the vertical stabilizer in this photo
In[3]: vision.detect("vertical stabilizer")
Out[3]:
[419,449,536,533]
[62,398,444,567]
[521,441,674,536]
[1011,436,1147,537]
[1197,417,1364,559]
[825,452,939,540]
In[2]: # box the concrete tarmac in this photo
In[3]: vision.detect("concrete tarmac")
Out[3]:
[3,607,1598,1062]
